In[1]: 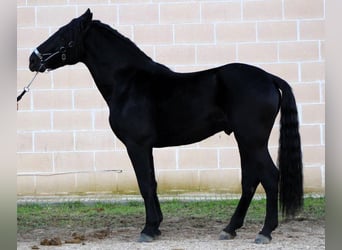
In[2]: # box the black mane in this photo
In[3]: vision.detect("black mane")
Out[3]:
[91,21,152,60]
[90,20,170,71]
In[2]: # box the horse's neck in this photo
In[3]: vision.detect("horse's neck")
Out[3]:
[80,23,173,105]
[81,24,151,104]
[82,25,151,103]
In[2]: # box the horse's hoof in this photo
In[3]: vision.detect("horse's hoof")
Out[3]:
[137,233,154,243]
[254,234,271,244]
[219,231,236,240]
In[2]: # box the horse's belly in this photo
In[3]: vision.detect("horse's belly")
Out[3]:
[154,127,221,147]
[154,112,229,147]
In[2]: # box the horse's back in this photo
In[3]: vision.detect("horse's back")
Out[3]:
[111,63,281,148]
[152,63,281,147]
[152,68,229,147]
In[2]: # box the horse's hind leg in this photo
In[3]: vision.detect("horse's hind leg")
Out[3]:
[257,150,279,243]
[220,134,279,244]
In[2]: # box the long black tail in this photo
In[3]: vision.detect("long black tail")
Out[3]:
[273,76,303,217]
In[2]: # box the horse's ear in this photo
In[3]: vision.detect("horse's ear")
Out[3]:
[79,8,93,30]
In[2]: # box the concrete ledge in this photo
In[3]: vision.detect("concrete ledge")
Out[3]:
[17,193,324,205]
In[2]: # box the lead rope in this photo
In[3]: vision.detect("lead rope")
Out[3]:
[17,71,39,102]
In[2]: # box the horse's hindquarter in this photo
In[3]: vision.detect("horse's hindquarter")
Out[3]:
[216,64,281,143]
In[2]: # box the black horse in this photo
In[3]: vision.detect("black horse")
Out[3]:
[29,9,303,244]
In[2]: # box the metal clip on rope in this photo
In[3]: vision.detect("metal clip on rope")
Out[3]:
[17,71,39,102]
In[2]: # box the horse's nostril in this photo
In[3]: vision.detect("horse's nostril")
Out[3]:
[29,54,39,71]
[29,56,36,65]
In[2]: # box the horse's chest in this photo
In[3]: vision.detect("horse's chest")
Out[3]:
[108,100,155,145]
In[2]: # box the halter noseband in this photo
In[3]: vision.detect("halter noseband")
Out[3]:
[34,40,76,70]
[34,45,68,66]
[33,48,43,60]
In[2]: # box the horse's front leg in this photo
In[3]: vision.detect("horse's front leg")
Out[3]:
[126,144,163,242]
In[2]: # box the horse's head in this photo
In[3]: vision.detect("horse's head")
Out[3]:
[29,9,93,72]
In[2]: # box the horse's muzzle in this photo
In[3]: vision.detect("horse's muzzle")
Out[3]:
[29,53,46,72]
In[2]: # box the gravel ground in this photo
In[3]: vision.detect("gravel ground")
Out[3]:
[17,219,324,250]
[17,194,325,250]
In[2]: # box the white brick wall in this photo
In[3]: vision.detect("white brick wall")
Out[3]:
[17,0,325,195]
